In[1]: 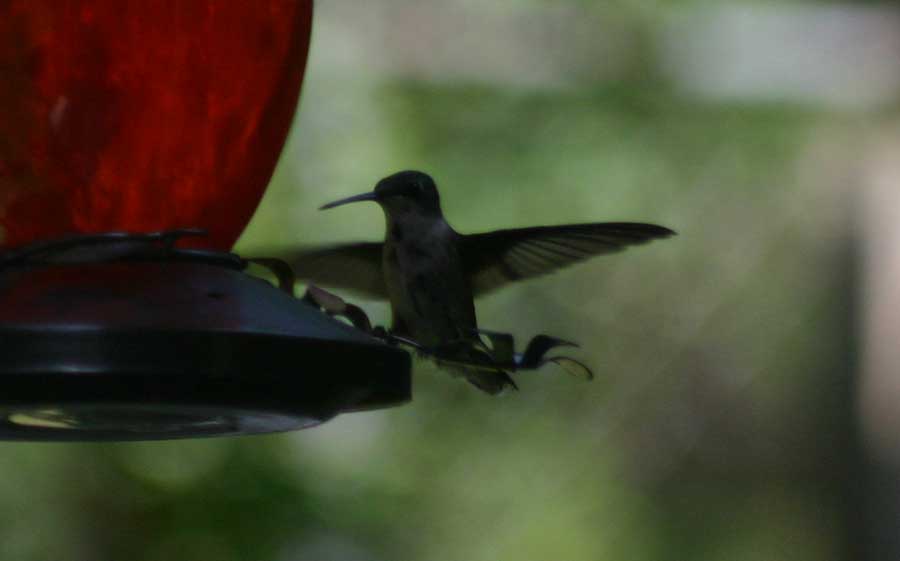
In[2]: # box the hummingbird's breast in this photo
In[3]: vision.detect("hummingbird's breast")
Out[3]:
[382,216,476,347]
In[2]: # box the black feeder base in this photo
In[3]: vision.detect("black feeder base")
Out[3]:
[0,231,411,441]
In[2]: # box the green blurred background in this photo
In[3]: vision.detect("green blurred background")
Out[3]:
[9,1,900,559]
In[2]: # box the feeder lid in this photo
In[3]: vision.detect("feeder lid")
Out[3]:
[0,232,411,441]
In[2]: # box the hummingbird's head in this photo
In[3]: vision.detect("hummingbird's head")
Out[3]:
[320,170,442,218]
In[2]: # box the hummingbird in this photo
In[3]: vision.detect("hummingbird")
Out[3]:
[289,170,674,394]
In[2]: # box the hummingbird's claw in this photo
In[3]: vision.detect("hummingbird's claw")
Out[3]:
[300,284,373,332]
[246,257,297,295]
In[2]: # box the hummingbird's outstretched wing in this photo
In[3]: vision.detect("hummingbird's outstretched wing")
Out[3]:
[284,242,387,299]
[462,222,674,296]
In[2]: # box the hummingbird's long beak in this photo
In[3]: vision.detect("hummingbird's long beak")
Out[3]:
[319,192,378,210]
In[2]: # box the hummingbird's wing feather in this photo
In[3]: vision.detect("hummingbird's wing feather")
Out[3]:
[282,242,388,299]
[463,222,674,296]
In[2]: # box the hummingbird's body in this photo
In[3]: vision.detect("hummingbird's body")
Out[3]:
[383,219,515,393]
[382,211,474,347]
[297,170,674,394]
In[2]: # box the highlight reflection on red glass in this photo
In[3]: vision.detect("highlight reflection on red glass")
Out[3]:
[0,1,312,250]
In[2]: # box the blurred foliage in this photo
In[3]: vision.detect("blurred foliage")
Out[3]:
[3,1,889,560]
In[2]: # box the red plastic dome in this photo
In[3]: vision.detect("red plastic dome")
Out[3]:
[0,0,312,250]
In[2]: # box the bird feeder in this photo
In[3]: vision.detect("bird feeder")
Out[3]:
[0,1,411,441]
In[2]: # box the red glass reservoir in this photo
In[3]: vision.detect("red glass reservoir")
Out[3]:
[0,0,312,250]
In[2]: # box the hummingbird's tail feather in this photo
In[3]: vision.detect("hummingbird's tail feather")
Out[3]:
[427,339,518,394]
[463,368,518,395]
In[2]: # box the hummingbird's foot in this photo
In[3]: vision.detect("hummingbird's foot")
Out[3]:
[287,281,594,384]
[411,332,593,381]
